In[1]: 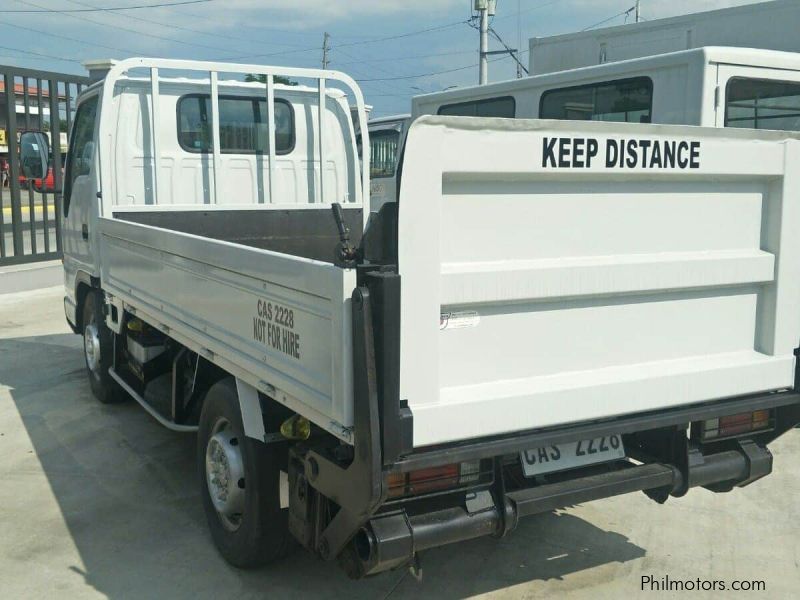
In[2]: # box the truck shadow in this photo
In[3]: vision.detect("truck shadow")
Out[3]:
[1,332,645,599]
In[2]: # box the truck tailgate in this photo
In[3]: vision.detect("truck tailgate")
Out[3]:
[398,117,800,447]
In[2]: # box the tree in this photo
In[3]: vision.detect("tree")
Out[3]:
[244,73,297,86]
[42,119,69,133]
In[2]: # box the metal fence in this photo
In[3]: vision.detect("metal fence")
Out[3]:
[0,65,90,267]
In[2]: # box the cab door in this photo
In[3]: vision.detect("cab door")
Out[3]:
[62,94,100,292]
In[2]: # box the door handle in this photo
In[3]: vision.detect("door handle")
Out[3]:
[81,224,89,240]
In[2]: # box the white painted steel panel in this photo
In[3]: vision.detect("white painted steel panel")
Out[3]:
[399,116,800,447]
[99,217,357,441]
[98,58,370,224]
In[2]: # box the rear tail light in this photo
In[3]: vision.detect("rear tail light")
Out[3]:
[387,460,487,499]
[701,410,773,441]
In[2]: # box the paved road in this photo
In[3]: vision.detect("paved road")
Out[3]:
[1,287,799,599]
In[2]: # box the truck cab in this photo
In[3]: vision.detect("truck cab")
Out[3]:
[61,66,360,333]
[412,47,800,132]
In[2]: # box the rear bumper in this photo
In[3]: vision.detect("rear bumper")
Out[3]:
[338,391,800,577]
[350,437,775,577]
[302,374,800,578]
[393,390,800,473]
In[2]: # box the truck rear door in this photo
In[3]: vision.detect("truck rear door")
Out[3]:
[398,116,800,447]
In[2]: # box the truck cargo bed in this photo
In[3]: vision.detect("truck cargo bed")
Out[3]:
[99,211,359,441]
[115,206,363,263]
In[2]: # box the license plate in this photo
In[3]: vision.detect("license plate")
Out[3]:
[520,435,625,477]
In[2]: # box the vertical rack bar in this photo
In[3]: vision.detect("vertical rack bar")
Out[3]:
[266,74,276,204]
[150,68,161,205]
[318,77,325,204]
[210,71,221,205]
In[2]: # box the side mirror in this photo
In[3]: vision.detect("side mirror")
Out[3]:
[19,131,49,180]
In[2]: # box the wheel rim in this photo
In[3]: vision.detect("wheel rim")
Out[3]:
[84,321,101,376]
[205,417,246,532]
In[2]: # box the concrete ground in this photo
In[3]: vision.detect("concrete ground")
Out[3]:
[0,260,62,294]
[1,286,799,599]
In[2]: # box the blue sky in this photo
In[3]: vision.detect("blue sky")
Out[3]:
[0,0,766,116]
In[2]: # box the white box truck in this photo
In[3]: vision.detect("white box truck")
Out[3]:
[20,57,800,579]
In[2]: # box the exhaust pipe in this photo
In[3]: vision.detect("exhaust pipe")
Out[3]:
[343,440,772,578]
[343,505,502,579]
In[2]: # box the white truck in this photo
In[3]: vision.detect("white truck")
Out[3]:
[366,47,800,211]
[413,46,800,131]
[21,57,800,579]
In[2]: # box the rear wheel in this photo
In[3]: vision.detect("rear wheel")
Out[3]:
[198,378,289,568]
[82,290,121,404]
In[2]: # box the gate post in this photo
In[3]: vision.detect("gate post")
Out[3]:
[3,71,24,257]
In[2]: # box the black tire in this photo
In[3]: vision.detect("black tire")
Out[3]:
[82,290,122,404]
[198,378,289,568]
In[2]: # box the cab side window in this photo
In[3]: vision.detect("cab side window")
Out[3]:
[540,78,653,123]
[438,96,516,118]
[725,77,800,131]
[64,95,99,217]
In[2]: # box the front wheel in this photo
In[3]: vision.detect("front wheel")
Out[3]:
[198,378,289,568]
[82,290,122,404]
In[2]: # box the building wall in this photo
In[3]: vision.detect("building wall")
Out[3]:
[530,0,800,75]
[0,97,54,156]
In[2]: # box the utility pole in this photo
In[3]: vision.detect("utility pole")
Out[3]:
[516,0,523,78]
[635,0,642,23]
[322,32,331,69]
[476,0,496,84]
